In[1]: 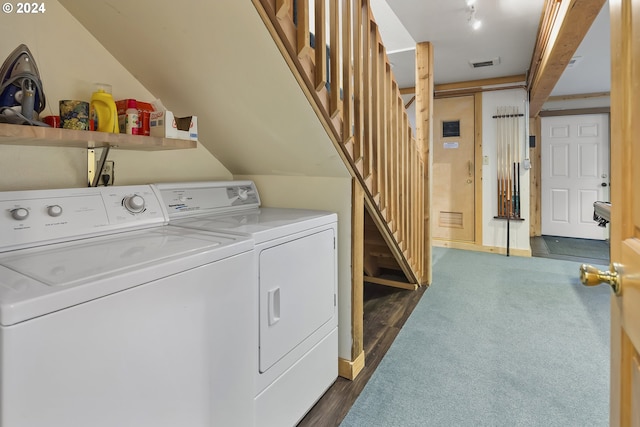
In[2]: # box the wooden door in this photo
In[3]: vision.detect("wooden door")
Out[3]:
[609,0,640,424]
[432,96,475,241]
[541,114,609,239]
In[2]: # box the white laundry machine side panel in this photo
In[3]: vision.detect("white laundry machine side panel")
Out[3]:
[0,252,256,427]
[255,328,338,427]
[258,226,337,374]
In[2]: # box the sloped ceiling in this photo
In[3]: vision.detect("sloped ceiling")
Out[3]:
[58,0,349,178]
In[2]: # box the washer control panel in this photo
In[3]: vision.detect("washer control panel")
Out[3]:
[0,185,166,252]
[122,194,146,213]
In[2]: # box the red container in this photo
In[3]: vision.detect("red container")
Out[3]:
[43,115,60,128]
[141,111,150,136]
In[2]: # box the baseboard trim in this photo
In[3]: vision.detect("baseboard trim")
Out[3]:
[433,239,532,257]
[338,351,365,380]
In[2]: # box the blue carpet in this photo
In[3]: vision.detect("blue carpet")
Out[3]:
[341,248,610,427]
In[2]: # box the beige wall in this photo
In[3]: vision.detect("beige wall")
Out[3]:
[0,1,230,191]
[57,0,351,180]
[237,174,353,361]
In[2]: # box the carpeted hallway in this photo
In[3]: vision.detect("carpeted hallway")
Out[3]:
[340,247,610,427]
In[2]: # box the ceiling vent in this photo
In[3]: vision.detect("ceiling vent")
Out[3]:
[469,57,500,68]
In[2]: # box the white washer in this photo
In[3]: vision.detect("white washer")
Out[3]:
[0,185,256,427]
[155,181,338,427]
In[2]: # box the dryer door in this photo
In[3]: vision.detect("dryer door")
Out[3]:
[258,228,336,372]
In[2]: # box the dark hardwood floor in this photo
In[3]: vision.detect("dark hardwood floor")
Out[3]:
[530,235,609,264]
[297,278,428,426]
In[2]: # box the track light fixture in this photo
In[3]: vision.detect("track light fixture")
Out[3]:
[467,4,482,30]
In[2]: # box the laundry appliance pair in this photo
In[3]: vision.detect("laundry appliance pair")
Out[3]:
[0,181,338,427]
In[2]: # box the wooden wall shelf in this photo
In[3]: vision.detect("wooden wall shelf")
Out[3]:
[493,216,525,221]
[0,122,196,151]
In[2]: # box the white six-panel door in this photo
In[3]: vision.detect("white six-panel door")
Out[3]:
[541,114,609,240]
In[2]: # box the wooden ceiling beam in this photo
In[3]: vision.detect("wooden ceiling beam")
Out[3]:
[546,91,610,101]
[399,74,527,96]
[528,0,606,118]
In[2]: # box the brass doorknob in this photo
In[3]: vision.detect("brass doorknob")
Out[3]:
[579,263,621,295]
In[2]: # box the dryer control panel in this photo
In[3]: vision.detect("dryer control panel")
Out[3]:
[0,185,166,252]
[155,181,260,219]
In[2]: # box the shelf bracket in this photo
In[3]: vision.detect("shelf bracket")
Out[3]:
[87,146,111,187]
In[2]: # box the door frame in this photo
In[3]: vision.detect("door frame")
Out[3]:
[539,112,611,239]
[529,107,611,237]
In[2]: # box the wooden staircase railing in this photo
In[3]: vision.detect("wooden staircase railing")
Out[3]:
[254,0,428,287]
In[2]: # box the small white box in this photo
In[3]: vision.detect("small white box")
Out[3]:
[149,110,198,141]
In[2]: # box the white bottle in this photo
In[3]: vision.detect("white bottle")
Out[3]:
[124,99,140,135]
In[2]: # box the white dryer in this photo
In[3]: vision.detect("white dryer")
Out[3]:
[155,181,338,427]
[0,185,256,427]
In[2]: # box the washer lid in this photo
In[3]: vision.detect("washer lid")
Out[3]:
[0,226,253,326]
[170,207,337,243]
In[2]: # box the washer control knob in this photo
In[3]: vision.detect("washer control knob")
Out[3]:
[123,195,145,213]
[238,188,249,201]
[47,205,63,217]
[11,207,29,221]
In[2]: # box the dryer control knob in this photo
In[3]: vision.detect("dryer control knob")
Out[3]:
[47,205,63,217]
[11,207,29,221]
[123,195,145,213]
[238,188,249,201]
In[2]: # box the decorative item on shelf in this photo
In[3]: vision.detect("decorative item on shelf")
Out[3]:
[59,100,90,130]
